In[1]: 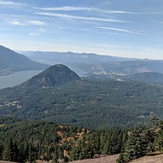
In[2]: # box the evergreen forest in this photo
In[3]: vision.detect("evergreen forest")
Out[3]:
[1,79,163,129]
[0,117,127,162]
[1,117,163,163]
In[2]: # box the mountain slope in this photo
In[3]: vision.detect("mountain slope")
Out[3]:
[0,117,124,162]
[21,51,137,76]
[21,51,163,78]
[86,60,163,79]
[129,154,163,163]
[110,60,163,74]
[127,72,163,84]
[21,64,81,88]
[1,79,163,129]
[0,45,47,75]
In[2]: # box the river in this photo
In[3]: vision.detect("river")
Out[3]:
[0,70,42,89]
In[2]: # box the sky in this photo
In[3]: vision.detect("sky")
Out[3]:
[0,0,163,59]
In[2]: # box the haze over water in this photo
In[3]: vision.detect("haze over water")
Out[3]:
[0,70,42,89]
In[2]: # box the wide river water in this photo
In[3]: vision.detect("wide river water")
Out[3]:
[0,70,42,89]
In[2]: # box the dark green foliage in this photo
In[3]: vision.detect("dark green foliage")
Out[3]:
[0,117,126,162]
[121,128,148,162]
[128,72,163,84]
[21,64,81,88]
[116,121,163,163]
[2,138,14,161]
[1,79,163,129]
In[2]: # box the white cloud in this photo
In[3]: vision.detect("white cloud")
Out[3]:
[34,6,141,15]
[6,20,25,26]
[104,10,138,14]
[34,6,95,12]
[95,26,140,35]
[28,28,46,36]
[28,33,38,36]
[28,20,46,26]
[0,1,25,6]
[6,19,46,26]
[37,12,128,23]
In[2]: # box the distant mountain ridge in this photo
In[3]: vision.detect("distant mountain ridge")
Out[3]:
[22,51,134,64]
[0,45,48,75]
[21,64,81,88]
[21,51,163,79]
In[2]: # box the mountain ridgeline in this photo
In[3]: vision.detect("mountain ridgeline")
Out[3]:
[22,51,163,81]
[21,64,81,88]
[0,45,48,75]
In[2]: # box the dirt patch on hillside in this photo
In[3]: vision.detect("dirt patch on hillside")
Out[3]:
[1,154,163,163]
[70,154,119,163]
[129,154,163,163]
[70,153,163,163]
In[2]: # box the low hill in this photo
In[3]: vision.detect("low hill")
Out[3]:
[127,72,163,84]
[0,45,47,75]
[21,64,81,88]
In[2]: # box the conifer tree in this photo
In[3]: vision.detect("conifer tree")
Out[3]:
[2,138,13,161]
[52,150,58,163]
[118,128,148,162]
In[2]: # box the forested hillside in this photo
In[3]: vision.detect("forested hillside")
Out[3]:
[1,117,163,163]
[0,117,127,163]
[21,64,81,88]
[1,79,163,129]
[117,116,163,163]
[127,72,163,84]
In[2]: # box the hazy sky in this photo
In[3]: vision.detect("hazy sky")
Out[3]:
[0,0,163,59]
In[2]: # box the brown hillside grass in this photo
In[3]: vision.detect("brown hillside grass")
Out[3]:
[70,154,119,163]
[129,154,163,163]
[70,154,163,163]
[1,153,163,163]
